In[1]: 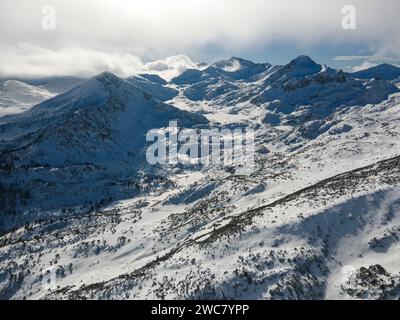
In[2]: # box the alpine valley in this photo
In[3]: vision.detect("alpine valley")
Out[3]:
[1,56,400,300]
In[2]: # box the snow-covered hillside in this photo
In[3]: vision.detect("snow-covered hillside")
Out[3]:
[0,77,84,117]
[0,80,53,116]
[0,72,208,231]
[0,56,399,300]
[349,64,400,81]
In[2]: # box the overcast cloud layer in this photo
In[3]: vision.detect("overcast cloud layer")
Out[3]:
[0,0,399,78]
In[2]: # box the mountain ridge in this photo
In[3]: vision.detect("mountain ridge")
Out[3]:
[349,63,400,80]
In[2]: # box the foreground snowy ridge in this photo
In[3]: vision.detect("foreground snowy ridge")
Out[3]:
[0,55,400,300]
[44,155,400,300]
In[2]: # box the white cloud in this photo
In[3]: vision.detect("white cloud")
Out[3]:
[0,44,198,79]
[333,56,398,62]
[334,52,400,72]
[0,0,399,77]
[143,55,198,80]
[1,1,399,50]
[351,61,378,72]
[0,44,144,78]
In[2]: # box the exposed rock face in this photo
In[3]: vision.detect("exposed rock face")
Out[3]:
[341,265,400,299]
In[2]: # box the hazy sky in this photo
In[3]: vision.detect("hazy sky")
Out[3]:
[0,0,399,78]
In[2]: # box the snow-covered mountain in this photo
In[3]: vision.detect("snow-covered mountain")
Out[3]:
[349,63,400,81]
[171,57,273,102]
[0,71,207,230]
[126,74,178,101]
[1,56,400,300]
[19,76,85,95]
[0,77,84,117]
[0,80,53,116]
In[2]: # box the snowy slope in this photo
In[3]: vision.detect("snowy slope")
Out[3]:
[349,64,400,81]
[0,77,84,117]
[0,80,53,116]
[20,76,84,94]
[126,75,178,101]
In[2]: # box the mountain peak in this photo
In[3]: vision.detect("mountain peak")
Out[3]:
[94,71,121,84]
[213,57,255,72]
[229,56,253,63]
[377,63,398,68]
[90,72,139,100]
[282,55,322,77]
[138,73,167,85]
[290,55,318,67]
[350,63,400,80]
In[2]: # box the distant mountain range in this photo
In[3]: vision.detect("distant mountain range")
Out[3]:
[348,63,400,80]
